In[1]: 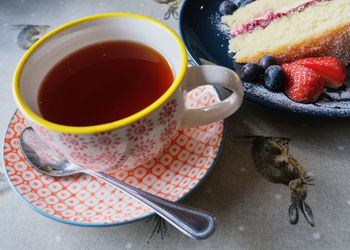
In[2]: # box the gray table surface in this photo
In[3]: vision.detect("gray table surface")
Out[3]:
[1,1,350,249]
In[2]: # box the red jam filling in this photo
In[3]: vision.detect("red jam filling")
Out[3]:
[231,0,330,36]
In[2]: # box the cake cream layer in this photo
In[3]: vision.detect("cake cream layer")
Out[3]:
[222,0,311,31]
[223,0,350,64]
[230,0,330,36]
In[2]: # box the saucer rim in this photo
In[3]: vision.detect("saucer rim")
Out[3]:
[2,92,227,227]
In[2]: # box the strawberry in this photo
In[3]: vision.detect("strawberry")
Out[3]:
[282,63,324,103]
[293,57,346,88]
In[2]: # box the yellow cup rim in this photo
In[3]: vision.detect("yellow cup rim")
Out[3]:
[13,13,188,134]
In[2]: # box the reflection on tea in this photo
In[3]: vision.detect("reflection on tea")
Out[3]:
[38,40,174,126]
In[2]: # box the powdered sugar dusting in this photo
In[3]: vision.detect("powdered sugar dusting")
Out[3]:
[242,69,350,116]
[209,12,231,40]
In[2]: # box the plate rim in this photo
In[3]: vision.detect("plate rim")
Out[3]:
[179,0,350,118]
[2,92,227,227]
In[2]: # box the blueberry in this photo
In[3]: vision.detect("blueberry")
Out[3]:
[264,65,285,91]
[219,1,238,15]
[260,55,277,71]
[241,63,263,82]
[239,0,256,7]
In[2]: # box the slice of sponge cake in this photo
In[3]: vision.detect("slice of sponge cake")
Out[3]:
[222,0,350,64]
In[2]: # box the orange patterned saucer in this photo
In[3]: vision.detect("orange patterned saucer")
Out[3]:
[2,85,225,226]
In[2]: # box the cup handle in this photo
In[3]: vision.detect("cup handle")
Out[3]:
[180,65,244,128]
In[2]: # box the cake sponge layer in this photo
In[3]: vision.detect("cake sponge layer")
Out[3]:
[224,0,350,64]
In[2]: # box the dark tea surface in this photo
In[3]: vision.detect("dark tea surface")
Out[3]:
[38,41,174,126]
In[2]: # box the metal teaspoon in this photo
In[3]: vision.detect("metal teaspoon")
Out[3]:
[20,127,215,239]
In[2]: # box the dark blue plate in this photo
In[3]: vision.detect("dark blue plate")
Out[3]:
[179,0,350,117]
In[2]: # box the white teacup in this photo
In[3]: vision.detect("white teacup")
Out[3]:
[13,13,244,172]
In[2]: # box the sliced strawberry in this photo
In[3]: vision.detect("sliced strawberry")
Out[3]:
[294,57,346,88]
[282,63,324,103]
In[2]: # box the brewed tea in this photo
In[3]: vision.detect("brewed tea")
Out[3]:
[38,40,174,126]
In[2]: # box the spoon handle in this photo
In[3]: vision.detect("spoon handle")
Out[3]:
[88,171,215,239]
